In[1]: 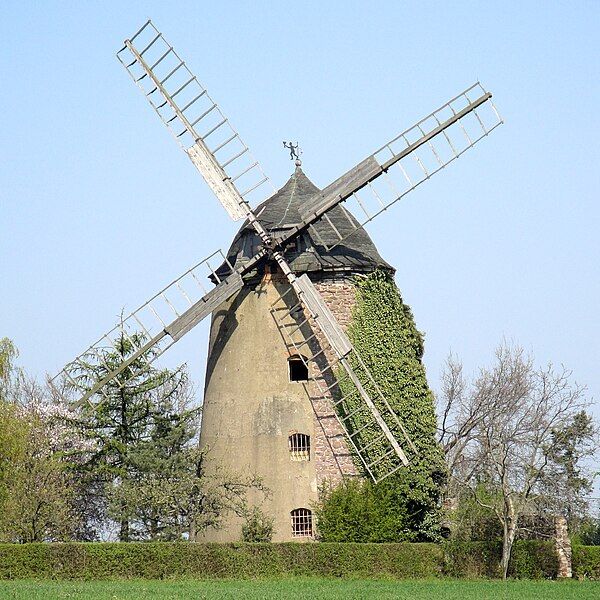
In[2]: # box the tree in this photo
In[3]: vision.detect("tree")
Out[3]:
[66,328,265,541]
[0,397,28,534]
[577,515,600,545]
[318,270,446,542]
[0,408,75,542]
[0,343,78,542]
[438,343,596,578]
[104,414,266,541]
[0,337,19,401]
[540,411,597,524]
[66,330,200,540]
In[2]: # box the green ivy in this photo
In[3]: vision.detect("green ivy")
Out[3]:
[319,270,447,542]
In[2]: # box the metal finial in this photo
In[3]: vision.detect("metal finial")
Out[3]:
[283,141,302,166]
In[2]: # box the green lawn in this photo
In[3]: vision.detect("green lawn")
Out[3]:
[0,578,598,599]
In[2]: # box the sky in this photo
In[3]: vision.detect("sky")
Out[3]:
[1,1,599,462]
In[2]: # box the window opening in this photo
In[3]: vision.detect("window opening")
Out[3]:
[288,355,309,382]
[291,508,313,537]
[288,433,310,461]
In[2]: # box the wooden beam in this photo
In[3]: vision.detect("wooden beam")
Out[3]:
[165,272,244,341]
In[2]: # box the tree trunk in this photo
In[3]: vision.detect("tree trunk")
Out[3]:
[119,518,130,542]
[119,382,129,542]
[501,517,517,579]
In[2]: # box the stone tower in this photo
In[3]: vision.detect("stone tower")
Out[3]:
[197,166,393,542]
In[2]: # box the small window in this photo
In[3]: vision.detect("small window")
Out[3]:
[288,355,309,382]
[289,433,310,461]
[291,508,313,537]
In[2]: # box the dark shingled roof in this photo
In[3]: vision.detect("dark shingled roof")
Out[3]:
[222,166,393,278]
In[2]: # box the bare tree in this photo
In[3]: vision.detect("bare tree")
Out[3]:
[438,343,596,578]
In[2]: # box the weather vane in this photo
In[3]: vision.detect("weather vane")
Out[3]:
[283,141,302,166]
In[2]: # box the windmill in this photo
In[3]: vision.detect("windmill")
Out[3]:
[52,20,502,541]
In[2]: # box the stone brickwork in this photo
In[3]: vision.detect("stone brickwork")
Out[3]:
[555,516,572,578]
[309,280,362,489]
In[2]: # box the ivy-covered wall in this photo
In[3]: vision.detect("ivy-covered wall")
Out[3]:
[318,270,447,542]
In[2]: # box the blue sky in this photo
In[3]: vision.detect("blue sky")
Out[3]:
[1,0,599,448]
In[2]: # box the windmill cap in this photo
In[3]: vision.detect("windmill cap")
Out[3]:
[220,166,394,278]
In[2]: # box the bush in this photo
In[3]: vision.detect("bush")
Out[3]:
[576,519,600,545]
[509,541,558,579]
[241,508,274,543]
[572,545,600,580]
[443,541,503,578]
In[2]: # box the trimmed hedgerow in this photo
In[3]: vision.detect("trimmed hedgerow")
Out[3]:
[443,541,503,579]
[0,542,442,580]
[0,541,562,580]
[509,540,559,580]
[573,545,600,580]
[443,540,557,579]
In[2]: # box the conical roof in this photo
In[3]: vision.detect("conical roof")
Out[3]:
[222,166,393,278]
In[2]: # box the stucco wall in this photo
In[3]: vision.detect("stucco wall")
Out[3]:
[197,273,360,542]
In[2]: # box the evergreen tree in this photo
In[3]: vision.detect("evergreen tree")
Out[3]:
[68,330,199,541]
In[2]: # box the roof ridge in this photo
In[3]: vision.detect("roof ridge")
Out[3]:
[274,168,300,227]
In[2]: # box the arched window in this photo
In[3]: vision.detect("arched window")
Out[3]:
[291,508,313,537]
[288,354,309,382]
[288,433,310,461]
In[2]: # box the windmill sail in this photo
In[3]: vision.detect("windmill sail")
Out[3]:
[292,274,352,359]
[51,21,504,486]
[52,250,242,404]
[272,276,416,482]
[117,20,273,220]
[281,83,502,250]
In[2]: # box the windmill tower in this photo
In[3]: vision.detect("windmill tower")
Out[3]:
[53,21,502,542]
[198,165,397,541]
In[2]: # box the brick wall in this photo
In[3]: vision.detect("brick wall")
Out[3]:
[309,280,362,488]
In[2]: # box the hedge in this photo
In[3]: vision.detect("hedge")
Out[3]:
[444,540,558,579]
[573,545,600,580]
[0,540,579,580]
[0,543,442,580]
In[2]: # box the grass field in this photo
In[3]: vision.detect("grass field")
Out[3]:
[0,578,598,599]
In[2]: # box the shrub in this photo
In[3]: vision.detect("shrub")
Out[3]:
[449,489,502,542]
[443,540,502,578]
[509,540,558,579]
[572,545,600,580]
[241,508,274,542]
